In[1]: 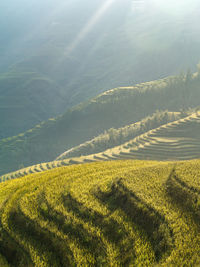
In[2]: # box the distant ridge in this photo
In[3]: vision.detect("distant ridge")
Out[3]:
[1,70,200,176]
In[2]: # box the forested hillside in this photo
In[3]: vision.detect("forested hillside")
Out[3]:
[0,71,200,175]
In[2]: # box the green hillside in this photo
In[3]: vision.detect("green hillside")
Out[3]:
[0,71,65,138]
[1,72,200,175]
[76,111,200,162]
[1,159,200,266]
[1,0,200,138]
[2,111,199,182]
[120,111,200,161]
[56,111,182,160]
[81,111,200,162]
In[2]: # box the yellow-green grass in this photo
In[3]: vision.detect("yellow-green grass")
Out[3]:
[1,159,200,266]
[0,255,9,267]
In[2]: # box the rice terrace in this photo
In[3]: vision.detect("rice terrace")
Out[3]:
[0,159,200,266]
[2,111,200,182]
[1,0,200,266]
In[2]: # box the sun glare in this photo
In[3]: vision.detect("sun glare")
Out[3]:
[65,0,116,57]
[151,0,199,16]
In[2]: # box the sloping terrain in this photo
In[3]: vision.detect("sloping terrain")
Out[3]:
[1,0,200,138]
[103,111,200,161]
[1,73,200,176]
[0,71,65,138]
[1,111,200,182]
[1,160,200,266]
[66,111,200,163]
[56,111,182,160]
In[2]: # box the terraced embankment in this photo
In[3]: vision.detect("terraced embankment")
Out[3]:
[116,111,200,161]
[58,111,200,163]
[1,112,200,182]
[1,160,200,266]
[54,111,200,164]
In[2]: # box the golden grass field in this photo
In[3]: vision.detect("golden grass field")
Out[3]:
[1,159,200,266]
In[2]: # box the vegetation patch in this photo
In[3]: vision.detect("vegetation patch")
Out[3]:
[0,160,200,266]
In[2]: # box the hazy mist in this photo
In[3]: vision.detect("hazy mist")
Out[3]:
[0,0,200,136]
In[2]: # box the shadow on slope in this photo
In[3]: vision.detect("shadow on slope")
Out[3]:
[166,169,200,227]
[8,207,73,266]
[94,179,174,261]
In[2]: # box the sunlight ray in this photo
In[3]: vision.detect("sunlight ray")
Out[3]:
[151,0,199,16]
[64,0,116,57]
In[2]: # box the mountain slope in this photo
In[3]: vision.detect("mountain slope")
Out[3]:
[56,111,182,160]
[95,111,200,162]
[0,71,65,138]
[1,159,200,266]
[1,0,200,137]
[124,112,200,161]
[1,73,200,175]
[1,111,200,182]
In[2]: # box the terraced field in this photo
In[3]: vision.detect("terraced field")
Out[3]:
[116,111,200,161]
[55,111,200,164]
[1,160,200,266]
[1,112,200,182]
